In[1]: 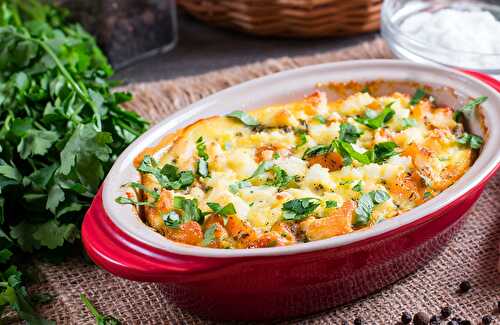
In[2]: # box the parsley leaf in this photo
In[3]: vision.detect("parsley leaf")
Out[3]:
[302,143,332,159]
[173,196,203,224]
[195,137,209,177]
[352,182,362,192]
[202,224,218,246]
[207,202,236,225]
[457,132,483,149]
[228,180,251,194]
[138,155,194,190]
[453,96,488,122]
[339,123,362,143]
[295,129,307,148]
[244,161,274,180]
[162,211,181,228]
[353,190,391,227]
[227,110,259,126]
[115,182,160,207]
[325,200,337,208]
[313,115,326,124]
[402,118,417,129]
[81,293,121,325]
[410,88,426,106]
[282,197,321,221]
[355,104,395,129]
[266,165,294,190]
[370,141,398,164]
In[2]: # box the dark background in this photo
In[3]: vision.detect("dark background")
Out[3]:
[115,10,377,84]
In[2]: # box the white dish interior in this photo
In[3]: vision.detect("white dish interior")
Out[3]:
[102,60,500,258]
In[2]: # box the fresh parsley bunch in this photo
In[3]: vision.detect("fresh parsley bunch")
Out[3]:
[0,0,148,322]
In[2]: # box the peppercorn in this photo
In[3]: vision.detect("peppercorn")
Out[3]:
[482,315,493,325]
[401,312,412,324]
[441,306,453,319]
[458,280,471,293]
[430,315,440,324]
[413,312,430,325]
[460,320,472,325]
[354,317,363,325]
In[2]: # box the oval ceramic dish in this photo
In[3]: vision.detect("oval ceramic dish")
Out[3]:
[82,60,500,321]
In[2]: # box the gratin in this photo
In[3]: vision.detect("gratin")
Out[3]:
[117,89,482,249]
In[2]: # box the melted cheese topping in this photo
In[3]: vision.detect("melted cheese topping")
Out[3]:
[135,90,475,249]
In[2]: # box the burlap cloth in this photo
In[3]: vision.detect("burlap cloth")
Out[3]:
[27,38,499,324]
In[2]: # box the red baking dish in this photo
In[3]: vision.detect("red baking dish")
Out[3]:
[82,60,500,321]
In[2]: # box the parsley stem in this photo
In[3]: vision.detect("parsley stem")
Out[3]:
[6,29,102,130]
[80,293,101,319]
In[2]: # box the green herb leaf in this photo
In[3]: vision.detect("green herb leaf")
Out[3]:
[227,110,259,126]
[352,182,362,192]
[302,143,332,159]
[457,132,483,150]
[339,123,362,144]
[245,161,274,180]
[410,88,426,106]
[355,104,395,129]
[81,293,121,325]
[371,141,398,164]
[369,190,390,204]
[282,197,321,221]
[162,211,181,228]
[267,165,294,190]
[196,137,208,160]
[325,200,337,208]
[138,156,194,190]
[228,180,251,194]
[173,196,203,224]
[402,118,417,129]
[353,193,374,227]
[335,141,371,165]
[202,224,218,246]
[313,115,326,124]
[295,129,307,148]
[453,96,487,121]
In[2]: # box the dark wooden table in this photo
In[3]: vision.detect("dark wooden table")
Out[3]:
[116,11,377,84]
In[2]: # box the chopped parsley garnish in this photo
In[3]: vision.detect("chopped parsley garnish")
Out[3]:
[295,129,308,148]
[369,141,398,164]
[207,202,236,225]
[272,152,280,159]
[355,103,395,129]
[402,118,417,129]
[302,143,332,159]
[138,155,194,190]
[325,200,338,208]
[423,191,432,200]
[227,110,260,126]
[361,86,370,94]
[228,180,251,194]
[314,115,327,124]
[457,132,483,149]
[115,182,159,207]
[353,190,391,227]
[339,123,362,144]
[162,211,182,228]
[303,139,398,166]
[267,165,294,190]
[196,137,209,177]
[410,88,426,106]
[202,224,218,246]
[282,197,321,221]
[453,96,487,122]
[244,161,274,180]
[352,181,363,192]
[173,196,203,224]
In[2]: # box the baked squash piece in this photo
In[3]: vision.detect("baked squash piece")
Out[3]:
[118,89,482,249]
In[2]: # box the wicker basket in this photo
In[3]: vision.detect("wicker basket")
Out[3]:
[177,0,382,37]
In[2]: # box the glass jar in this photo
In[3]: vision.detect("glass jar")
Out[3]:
[59,0,178,69]
[381,0,500,78]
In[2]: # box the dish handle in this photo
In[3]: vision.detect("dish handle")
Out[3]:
[462,70,500,92]
[82,188,234,282]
